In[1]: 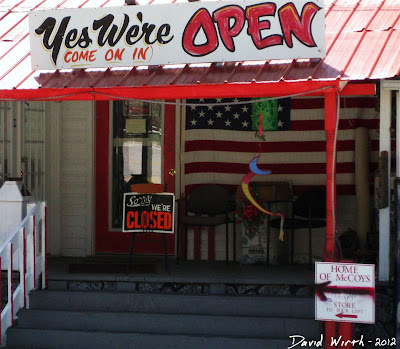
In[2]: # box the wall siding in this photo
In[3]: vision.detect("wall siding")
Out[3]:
[60,101,94,257]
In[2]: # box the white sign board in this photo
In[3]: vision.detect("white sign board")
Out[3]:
[122,192,175,234]
[29,0,326,70]
[315,262,375,324]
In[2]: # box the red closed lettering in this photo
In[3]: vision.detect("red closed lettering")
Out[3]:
[126,211,135,229]
[163,212,172,230]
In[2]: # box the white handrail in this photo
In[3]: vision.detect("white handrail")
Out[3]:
[0,201,47,345]
[0,203,41,256]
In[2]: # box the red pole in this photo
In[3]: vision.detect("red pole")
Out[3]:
[324,90,338,262]
[324,90,341,349]
[338,322,354,348]
[325,321,337,349]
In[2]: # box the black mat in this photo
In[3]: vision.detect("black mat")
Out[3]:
[69,263,155,274]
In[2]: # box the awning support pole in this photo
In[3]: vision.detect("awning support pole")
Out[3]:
[324,90,338,262]
[324,90,349,349]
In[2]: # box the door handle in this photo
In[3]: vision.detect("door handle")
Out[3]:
[168,169,176,176]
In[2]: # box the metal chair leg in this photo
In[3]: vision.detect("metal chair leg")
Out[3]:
[184,225,188,261]
[225,222,229,265]
[291,229,294,264]
[267,215,271,265]
[309,226,312,266]
[233,219,236,262]
[233,223,236,262]
[176,223,180,264]
[291,209,295,265]
[162,234,169,274]
[126,233,135,273]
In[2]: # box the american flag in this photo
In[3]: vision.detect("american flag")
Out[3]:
[185,98,291,131]
[182,96,382,261]
[183,96,381,197]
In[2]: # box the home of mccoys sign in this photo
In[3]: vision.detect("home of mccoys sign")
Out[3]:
[29,0,325,70]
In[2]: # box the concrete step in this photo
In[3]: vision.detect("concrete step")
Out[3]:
[6,328,321,349]
[29,290,315,318]
[16,309,321,338]
[8,287,321,348]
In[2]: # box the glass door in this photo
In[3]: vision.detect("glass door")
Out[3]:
[95,100,176,254]
[111,100,163,229]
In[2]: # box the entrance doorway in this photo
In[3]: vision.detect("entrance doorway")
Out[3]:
[95,100,176,254]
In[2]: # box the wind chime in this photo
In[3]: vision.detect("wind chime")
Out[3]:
[240,112,285,241]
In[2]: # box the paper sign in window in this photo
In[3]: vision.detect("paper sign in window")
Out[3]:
[126,119,146,134]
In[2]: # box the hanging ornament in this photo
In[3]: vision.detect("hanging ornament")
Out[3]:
[241,113,285,241]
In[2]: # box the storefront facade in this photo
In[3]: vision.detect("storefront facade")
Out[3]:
[0,0,399,277]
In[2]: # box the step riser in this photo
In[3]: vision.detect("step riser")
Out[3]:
[7,329,321,349]
[7,290,322,348]
[47,280,313,297]
[17,310,321,338]
[29,291,315,318]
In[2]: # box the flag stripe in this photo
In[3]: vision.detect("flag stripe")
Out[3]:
[184,183,359,196]
[185,162,378,175]
[291,97,377,109]
[185,140,356,153]
[184,150,378,164]
[185,129,378,142]
[185,138,393,152]
[285,108,377,121]
[185,173,355,188]
[290,119,379,131]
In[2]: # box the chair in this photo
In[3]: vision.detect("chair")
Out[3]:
[177,184,236,264]
[336,228,359,261]
[127,183,169,273]
[268,187,326,265]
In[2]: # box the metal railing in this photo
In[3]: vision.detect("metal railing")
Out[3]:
[0,201,47,344]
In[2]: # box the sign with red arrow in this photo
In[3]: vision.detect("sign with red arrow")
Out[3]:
[315,262,375,324]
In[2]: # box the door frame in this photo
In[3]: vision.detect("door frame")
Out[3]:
[95,100,177,254]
